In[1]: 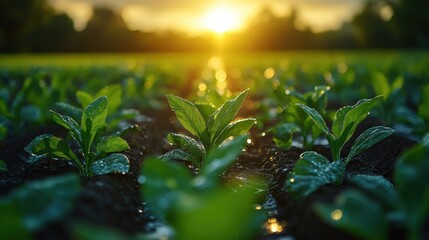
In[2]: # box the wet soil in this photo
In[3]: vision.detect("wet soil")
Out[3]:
[0,105,417,239]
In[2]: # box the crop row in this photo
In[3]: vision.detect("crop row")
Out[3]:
[0,53,428,239]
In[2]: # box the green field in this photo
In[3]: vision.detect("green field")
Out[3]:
[1,51,428,239]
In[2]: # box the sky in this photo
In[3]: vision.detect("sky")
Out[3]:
[48,0,366,34]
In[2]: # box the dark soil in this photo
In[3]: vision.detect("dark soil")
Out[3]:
[0,105,417,239]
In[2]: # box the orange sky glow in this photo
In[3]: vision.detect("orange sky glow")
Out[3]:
[49,0,365,34]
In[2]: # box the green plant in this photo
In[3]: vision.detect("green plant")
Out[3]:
[55,85,142,133]
[315,136,429,240]
[272,85,331,150]
[0,174,80,239]
[163,89,256,169]
[0,79,42,140]
[284,96,395,199]
[142,135,264,240]
[25,96,130,178]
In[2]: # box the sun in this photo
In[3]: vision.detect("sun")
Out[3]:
[204,7,240,34]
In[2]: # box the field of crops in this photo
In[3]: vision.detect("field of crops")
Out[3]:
[1,51,428,239]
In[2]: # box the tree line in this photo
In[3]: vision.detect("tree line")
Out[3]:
[0,0,428,52]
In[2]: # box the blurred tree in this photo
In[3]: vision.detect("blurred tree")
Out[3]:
[351,0,394,48]
[77,7,131,51]
[388,0,429,47]
[26,13,76,52]
[226,7,313,51]
[0,0,53,51]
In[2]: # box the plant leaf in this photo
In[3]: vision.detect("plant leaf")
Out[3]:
[92,153,129,175]
[81,96,108,150]
[346,126,395,163]
[167,133,205,165]
[285,151,345,200]
[50,110,81,142]
[200,135,247,186]
[315,190,387,240]
[333,96,382,142]
[331,106,352,138]
[272,122,300,150]
[213,118,256,149]
[141,157,192,219]
[52,102,82,121]
[166,94,206,138]
[207,90,248,142]
[96,136,130,154]
[24,134,79,163]
[81,96,109,133]
[296,103,330,136]
[5,174,81,231]
[76,91,93,109]
[351,175,398,208]
[96,85,122,113]
[194,102,217,122]
[159,149,198,165]
[394,144,429,237]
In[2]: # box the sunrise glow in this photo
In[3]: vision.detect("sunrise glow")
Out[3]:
[203,7,241,34]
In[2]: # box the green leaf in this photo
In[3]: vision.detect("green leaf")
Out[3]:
[76,91,93,109]
[72,223,133,240]
[0,160,7,172]
[96,136,130,154]
[272,122,300,150]
[141,157,193,219]
[81,96,109,133]
[24,134,79,163]
[296,103,330,136]
[395,145,429,238]
[96,85,122,113]
[0,201,30,239]
[159,149,198,165]
[315,190,387,240]
[81,96,108,151]
[175,186,264,240]
[331,106,353,138]
[372,72,390,97]
[167,133,205,166]
[346,126,395,164]
[194,102,217,122]
[92,153,129,175]
[332,96,382,142]
[285,151,345,200]
[213,118,256,149]
[200,135,247,185]
[53,102,83,121]
[6,174,81,231]
[351,175,397,208]
[50,110,81,142]
[166,94,206,138]
[20,105,41,122]
[207,90,248,142]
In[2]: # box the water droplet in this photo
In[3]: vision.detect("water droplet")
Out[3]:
[138,175,147,184]
[331,209,343,221]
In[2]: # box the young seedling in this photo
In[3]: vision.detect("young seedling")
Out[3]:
[272,85,331,150]
[163,89,256,169]
[25,96,130,178]
[54,85,141,133]
[284,96,395,200]
[315,138,429,240]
